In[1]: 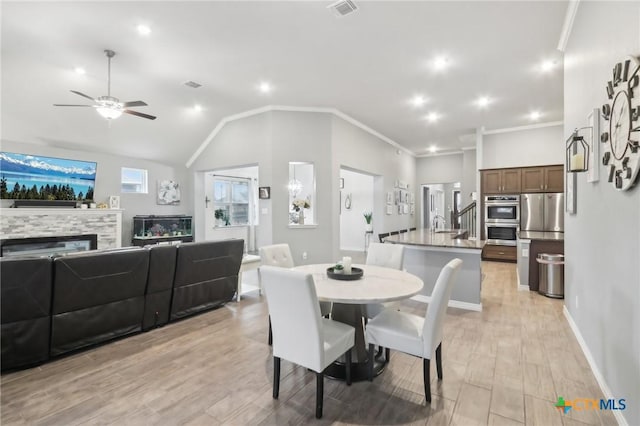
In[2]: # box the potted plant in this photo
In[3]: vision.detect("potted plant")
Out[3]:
[214,208,225,227]
[363,210,373,232]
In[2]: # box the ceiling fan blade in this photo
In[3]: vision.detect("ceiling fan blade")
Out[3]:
[53,104,93,107]
[70,90,96,101]
[122,100,147,108]
[123,109,157,120]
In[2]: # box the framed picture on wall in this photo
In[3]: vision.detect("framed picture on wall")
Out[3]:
[386,192,393,204]
[259,186,271,199]
[108,195,120,209]
[386,205,393,215]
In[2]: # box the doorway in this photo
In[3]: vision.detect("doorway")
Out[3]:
[421,182,460,229]
[203,165,259,253]
[339,168,374,252]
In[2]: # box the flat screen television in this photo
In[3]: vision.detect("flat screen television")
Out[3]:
[0,152,96,201]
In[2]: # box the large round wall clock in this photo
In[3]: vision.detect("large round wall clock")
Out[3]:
[601,55,640,191]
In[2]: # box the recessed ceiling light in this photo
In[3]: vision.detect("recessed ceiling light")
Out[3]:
[74,67,86,75]
[259,82,272,94]
[476,96,491,108]
[425,112,440,123]
[194,104,202,112]
[137,25,151,36]
[411,95,427,108]
[429,145,438,153]
[529,111,541,121]
[541,60,556,72]
[433,56,449,71]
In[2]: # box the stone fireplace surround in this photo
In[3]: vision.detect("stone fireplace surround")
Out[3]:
[0,208,122,250]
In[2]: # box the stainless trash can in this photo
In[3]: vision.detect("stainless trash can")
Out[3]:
[537,253,564,298]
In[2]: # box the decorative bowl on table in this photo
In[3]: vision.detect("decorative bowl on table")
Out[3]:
[326,267,364,281]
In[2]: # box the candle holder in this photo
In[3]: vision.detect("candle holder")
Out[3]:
[566,127,591,173]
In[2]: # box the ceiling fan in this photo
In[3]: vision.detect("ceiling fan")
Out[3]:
[54,49,156,120]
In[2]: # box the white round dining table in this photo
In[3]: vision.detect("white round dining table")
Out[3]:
[294,263,423,303]
[292,263,424,381]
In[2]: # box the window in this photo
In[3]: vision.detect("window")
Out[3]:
[121,167,148,193]
[213,177,250,226]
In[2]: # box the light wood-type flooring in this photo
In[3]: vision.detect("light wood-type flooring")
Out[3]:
[1,261,617,425]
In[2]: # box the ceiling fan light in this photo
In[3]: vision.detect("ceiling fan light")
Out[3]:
[96,107,123,120]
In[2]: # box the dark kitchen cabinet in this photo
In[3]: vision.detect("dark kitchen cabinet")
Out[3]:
[482,169,521,194]
[520,166,564,193]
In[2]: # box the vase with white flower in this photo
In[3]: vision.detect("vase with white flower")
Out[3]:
[292,198,310,224]
[363,210,373,232]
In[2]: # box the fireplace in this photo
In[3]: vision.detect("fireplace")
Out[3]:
[0,207,122,249]
[0,234,98,257]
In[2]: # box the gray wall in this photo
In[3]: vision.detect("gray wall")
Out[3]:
[189,113,272,249]
[331,115,416,261]
[461,149,477,204]
[565,3,639,425]
[0,140,190,245]
[189,110,416,264]
[416,154,463,230]
[482,124,564,169]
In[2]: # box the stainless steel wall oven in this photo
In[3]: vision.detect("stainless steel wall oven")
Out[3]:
[484,195,519,245]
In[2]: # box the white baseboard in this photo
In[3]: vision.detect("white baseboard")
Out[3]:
[562,306,628,426]
[411,295,482,312]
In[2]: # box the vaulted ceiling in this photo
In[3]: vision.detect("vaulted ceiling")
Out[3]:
[1,1,567,166]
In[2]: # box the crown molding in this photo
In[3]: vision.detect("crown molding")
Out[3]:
[416,150,463,158]
[557,0,580,52]
[482,121,564,136]
[185,105,415,168]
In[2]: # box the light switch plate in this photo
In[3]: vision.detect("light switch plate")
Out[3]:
[522,248,529,257]
[261,208,268,215]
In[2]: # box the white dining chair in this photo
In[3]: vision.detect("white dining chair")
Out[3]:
[362,242,405,320]
[365,258,462,403]
[259,243,332,345]
[260,266,355,419]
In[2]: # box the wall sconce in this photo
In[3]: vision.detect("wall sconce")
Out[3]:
[566,127,591,173]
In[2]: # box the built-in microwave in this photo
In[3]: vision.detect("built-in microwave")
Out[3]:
[485,223,519,246]
[484,195,520,223]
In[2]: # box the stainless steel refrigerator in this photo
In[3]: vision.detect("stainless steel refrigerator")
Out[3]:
[520,193,564,232]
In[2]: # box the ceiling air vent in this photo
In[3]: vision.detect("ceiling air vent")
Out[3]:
[183,80,202,89]
[327,0,358,17]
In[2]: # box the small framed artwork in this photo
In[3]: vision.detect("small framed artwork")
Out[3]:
[339,178,344,189]
[259,186,271,199]
[386,192,393,204]
[403,204,409,214]
[108,195,120,209]
[157,180,181,205]
[386,205,393,215]
[410,205,415,215]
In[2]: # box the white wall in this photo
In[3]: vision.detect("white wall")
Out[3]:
[0,140,190,245]
[564,3,639,425]
[339,168,373,251]
[482,124,564,169]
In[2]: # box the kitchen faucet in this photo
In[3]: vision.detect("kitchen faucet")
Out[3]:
[431,214,446,230]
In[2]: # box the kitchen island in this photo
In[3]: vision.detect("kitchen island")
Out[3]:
[384,229,485,311]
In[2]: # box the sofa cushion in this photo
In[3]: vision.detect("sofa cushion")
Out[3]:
[171,239,244,320]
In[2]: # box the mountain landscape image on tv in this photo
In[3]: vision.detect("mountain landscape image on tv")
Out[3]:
[0,152,96,201]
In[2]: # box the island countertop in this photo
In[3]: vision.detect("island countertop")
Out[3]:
[517,231,564,242]
[384,229,485,250]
